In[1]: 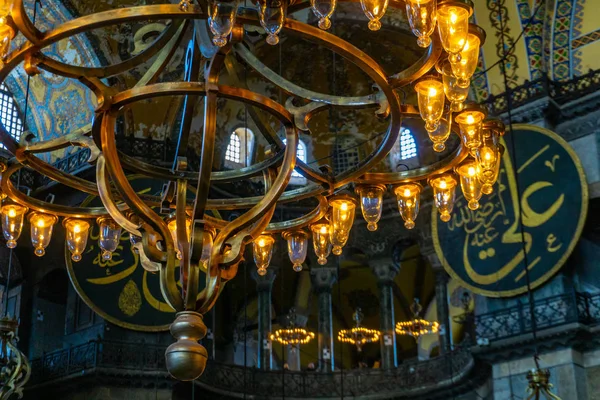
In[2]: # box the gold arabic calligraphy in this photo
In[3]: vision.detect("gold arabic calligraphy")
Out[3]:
[447,138,564,286]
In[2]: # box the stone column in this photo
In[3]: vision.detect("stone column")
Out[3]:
[311,267,337,372]
[252,268,277,370]
[433,268,452,353]
[371,259,399,370]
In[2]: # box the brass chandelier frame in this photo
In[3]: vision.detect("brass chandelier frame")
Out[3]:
[0,0,504,381]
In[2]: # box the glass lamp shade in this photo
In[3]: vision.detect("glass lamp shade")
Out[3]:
[455,110,485,156]
[253,234,275,270]
[310,223,332,265]
[282,230,309,272]
[167,215,192,260]
[405,0,437,48]
[428,113,452,153]
[415,79,445,133]
[355,185,385,231]
[97,217,122,261]
[437,4,470,62]
[28,212,58,257]
[439,60,469,112]
[393,184,421,229]
[329,196,356,256]
[208,0,239,47]
[429,175,457,222]
[64,218,90,262]
[360,0,389,31]
[451,33,481,87]
[477,135,502,195]
[457,161,483,210]
[260,3,285,45]
[310,0,336,30]
[1,204,27,249]
[0,22,12,59]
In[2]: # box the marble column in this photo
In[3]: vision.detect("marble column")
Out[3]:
[252,268,277,370]
[433,268,452,353]
[311,267,337,372]
[371,259,399,370]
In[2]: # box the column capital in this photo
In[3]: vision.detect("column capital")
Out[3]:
[251,268,277,292]
[370,258,400,285]
[311,267,337,293]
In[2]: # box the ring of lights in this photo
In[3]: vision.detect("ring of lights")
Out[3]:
[0,0,505,381]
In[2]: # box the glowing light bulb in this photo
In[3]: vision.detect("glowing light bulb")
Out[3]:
[329,196,356,255]
[74,224,81,234]
[28,212,58,257]
[439,180,447,189]
[428,87,437,96]
[450,12,457,23]
[253,234,274,271]
[8,208,15,218]
[320,225,327,234]
[311,222,332,265]
[457,161,483,210]
[466,114,475,124]
[394,184,421,229]
[64,218,90,262]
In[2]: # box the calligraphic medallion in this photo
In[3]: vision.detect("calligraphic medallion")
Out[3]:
[432,125,588,297]
[66,177,181,331]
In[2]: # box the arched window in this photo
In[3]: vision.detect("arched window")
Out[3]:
[390,128,417,170]
[333,137,360,174]
[0,83,23,142]
[283,138,307,185]
[225,127,254,168]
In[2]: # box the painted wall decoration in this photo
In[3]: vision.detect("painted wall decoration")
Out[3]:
[432,125,588,297]
[66,177,197,331]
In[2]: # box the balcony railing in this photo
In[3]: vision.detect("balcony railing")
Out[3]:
[475,291,600,343]
[29,340,476,399]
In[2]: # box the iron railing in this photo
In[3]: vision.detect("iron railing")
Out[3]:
[29,339,475,398]
[475,291,600,343]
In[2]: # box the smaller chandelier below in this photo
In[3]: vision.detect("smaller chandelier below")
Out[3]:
[338,308,380,352]
[395,298,439,339]
[269,308,315,347]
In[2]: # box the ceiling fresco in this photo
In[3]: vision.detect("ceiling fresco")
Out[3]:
[471,0,599,102]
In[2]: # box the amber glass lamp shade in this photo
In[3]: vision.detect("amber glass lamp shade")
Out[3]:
[415,78,445,133]
[207,0,239,47]
[253,234,275,275]
[439,60,468,112]
[405,0,437,48]
[1,204,26,249]
[329,196,356,256]
[477,134,502,195]
[64,218,91,262]
[0,22,13,59]
[311,0,336,30]
[311,223,331,265]
[260,3,285,45]
[455,110,485,156]
[429,175,457,222]
[167,215,192,260]
[360,0,389,31]
[457,161,483,210]
[428,114,451,152]
[97,217,122,261]
[355,185,385,231]
[437,4,470,62]
[451,33,481,87]
[393,184,421,229]
[283,230,309,272]
[28,212,58,257]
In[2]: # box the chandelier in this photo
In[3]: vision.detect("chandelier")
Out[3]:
[269,308,315,347]
[0,0,503,381]
[338,308,380,352]
[395,298,439,339]
[0,317,30,400]
[526,366,561,400]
